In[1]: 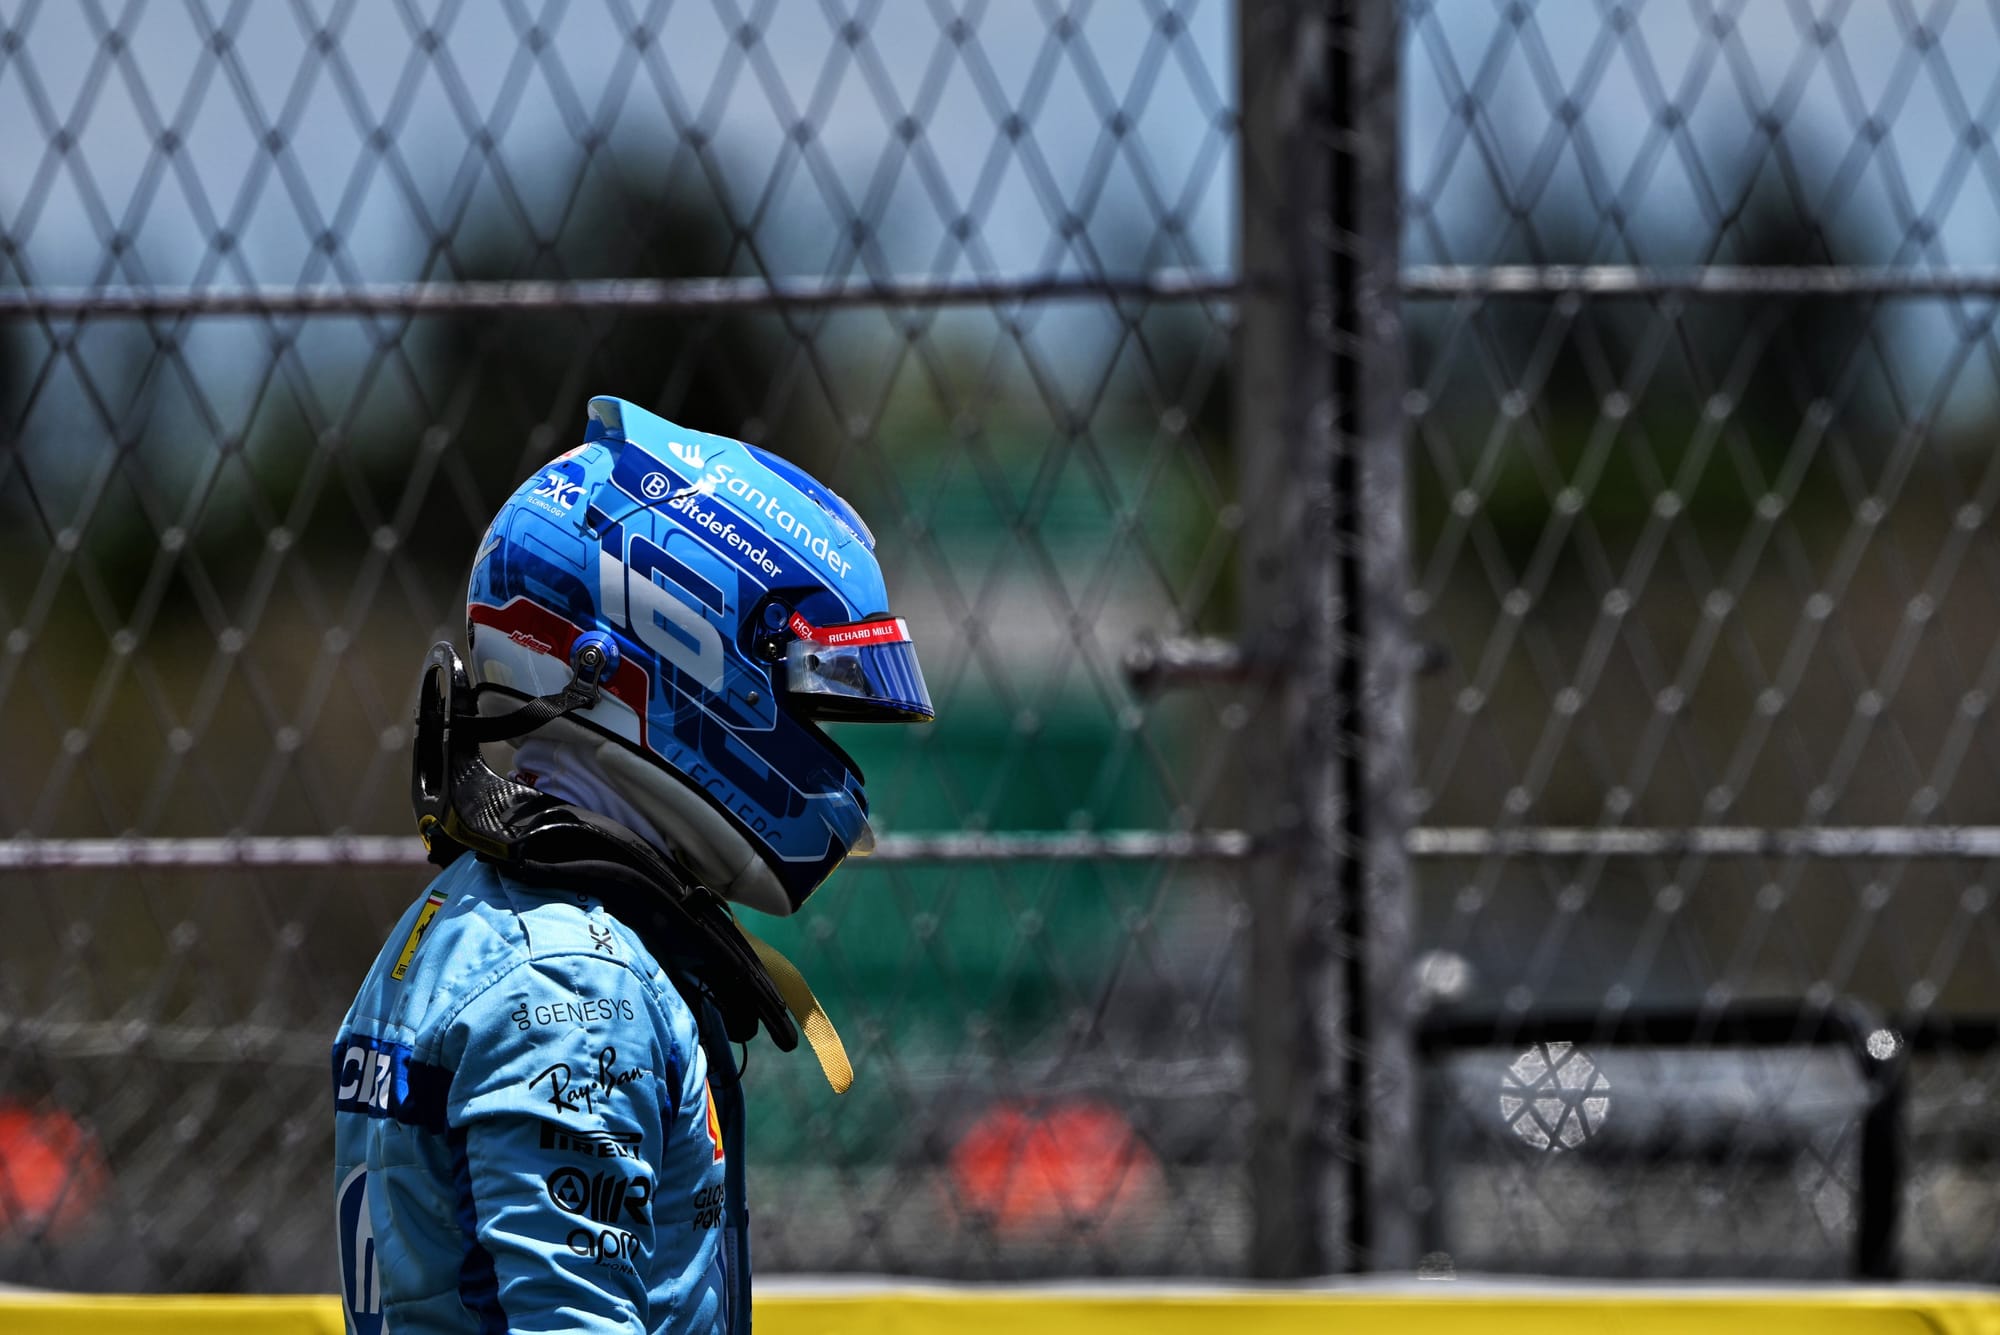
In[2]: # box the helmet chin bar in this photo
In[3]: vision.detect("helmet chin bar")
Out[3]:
[418,640,812,915]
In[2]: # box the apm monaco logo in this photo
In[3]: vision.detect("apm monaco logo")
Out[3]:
[1499,1041,1610,1150]
[567,1225,640,1273]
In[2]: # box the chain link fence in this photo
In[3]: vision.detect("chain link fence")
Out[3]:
[1401,0,2000,1281]
[2,0,1999,1295]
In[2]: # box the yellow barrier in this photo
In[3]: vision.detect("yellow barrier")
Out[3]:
[4,1288,2000,1335]
[0,1294,347,1335]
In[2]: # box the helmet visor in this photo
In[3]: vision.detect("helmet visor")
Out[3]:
[784,616,935,722]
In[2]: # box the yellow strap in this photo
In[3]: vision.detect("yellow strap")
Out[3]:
[737,926,854,1095]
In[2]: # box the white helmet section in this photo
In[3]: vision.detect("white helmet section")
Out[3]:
[472,615,645,747]
[484,703,796,916]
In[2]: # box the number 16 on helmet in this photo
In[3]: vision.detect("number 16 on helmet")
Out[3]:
[465,396,934,916]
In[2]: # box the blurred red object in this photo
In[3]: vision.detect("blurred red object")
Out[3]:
[948,1099,1162,1235]
[0,1102,109,1236]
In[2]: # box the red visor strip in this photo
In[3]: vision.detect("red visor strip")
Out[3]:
[788,612,912,648]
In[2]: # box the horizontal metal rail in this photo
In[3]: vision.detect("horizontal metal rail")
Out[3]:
[7,825,1997,869]
[0,270,1248,319]
[1402,264,2000,299]
[1410,825,2000,858]
[0,1016,330,1065]
[0,829,1256,871]
[867,829,1255,861]
[8,267,2000,319]
[0,1016,1252,1096]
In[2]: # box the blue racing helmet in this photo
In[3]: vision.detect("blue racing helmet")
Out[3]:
[464,396,933,915]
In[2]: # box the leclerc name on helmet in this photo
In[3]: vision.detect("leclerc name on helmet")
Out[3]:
[464,396,933,917]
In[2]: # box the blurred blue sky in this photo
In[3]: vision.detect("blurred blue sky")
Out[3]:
[6,3,1995,287]
[1405,1,2000,269]
[2,1,1996,424]
[0,2,1236,289]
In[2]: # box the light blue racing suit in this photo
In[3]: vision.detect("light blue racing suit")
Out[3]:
[333,853,749,1334]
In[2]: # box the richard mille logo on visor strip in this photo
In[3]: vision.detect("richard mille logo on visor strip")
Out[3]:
[788,614,911,647]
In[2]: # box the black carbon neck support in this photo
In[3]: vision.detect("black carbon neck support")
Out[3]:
[409,642,796,1051]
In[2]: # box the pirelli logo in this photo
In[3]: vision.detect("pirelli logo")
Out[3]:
[541,1122,642,1160]
[390,890,447,981]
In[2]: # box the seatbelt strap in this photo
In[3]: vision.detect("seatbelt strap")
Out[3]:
[736,925,854,1095]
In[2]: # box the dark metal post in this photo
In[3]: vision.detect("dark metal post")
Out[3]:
[1333,0,1417,1273]
[1856,1042,1905,1280]
[1238,0,1413,1275]
[1237,0,1313,1278]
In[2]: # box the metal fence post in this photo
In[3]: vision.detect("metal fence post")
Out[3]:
[1238,0,1413,1275]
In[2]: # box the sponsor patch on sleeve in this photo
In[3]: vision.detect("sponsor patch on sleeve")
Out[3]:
[390,889,448,981]
[703,1078,724,1164]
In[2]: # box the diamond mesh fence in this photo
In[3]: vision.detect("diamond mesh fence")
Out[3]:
[0,0,1252,1291]
[1401,0,2000,1281]
[1,0,1998,1297]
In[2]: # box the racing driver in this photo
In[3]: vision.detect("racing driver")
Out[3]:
[332,397,933,1333]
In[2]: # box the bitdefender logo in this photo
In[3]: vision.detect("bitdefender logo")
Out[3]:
[674,459,854,580]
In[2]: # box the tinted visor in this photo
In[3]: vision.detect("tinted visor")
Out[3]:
[784,616,934,722]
